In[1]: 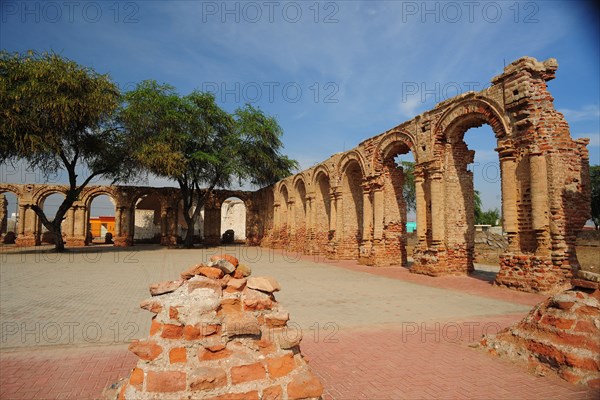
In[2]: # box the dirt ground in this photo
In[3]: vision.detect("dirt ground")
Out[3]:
[407,231,599,275]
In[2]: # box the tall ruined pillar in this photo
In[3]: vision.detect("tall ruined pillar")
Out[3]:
[0,194,7,236]
[499,151,519,250]
[359,181,373,265]
[114,206,133,247]
[327,188,341,259]
[411,168,448,276]
[415,169,427,247]
[429,171,445,248]
[305,193,316,254]
[530,153,551,255]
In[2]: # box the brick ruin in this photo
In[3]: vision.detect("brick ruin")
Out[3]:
[481,277,600,388]
[0,184,264,248]
[260,57,591,294]
[110,254,323,400]
[0,56,592,294]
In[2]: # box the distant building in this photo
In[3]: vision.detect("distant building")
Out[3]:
[406,221,416,233]
[89,216,115,239]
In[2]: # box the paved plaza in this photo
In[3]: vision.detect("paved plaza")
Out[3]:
[0,245,597,399]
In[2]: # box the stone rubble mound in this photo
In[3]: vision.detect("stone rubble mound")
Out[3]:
[112,255,324,400]
[481,280,600,388]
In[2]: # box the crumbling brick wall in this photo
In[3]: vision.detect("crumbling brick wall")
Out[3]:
[258,56,590,294]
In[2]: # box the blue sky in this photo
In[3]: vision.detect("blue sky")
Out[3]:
[1,0,599,217]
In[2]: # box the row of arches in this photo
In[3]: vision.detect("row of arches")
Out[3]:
[0,184,250,248]
[262,57,591,293]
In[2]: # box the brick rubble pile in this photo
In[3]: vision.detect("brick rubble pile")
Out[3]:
[112,255,324,399]
[481,276,600,388]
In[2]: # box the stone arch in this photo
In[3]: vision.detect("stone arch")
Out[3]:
[0,184,23,198]
[428,97,512,275]
[373,130,419,172]
[81,188,118,245]
[433,98,510,144]
[32,186,68,206]
[338,150,367,181]
[220,196,247,243]
[371,130,418,267]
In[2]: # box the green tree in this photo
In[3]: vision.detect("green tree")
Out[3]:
[591,165,600,229]
[400,161,416,212]
[474,190,483,223]
[120,81,298,248]
[0,51,136,252]
[473,190,500,225]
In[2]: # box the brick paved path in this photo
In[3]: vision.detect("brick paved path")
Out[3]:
[1,245,598,399]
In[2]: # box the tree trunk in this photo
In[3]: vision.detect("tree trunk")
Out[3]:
[51,222,66,252]
[183,213,195,248]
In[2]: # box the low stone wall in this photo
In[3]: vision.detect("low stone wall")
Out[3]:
[481,277,600,388]
[109,255,323,400]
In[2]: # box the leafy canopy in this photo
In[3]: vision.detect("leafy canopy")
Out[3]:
[0,50,133,183]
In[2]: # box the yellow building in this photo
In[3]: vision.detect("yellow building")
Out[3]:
[89,216,115,239]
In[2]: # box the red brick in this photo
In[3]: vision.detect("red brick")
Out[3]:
[146,371,186,392]
[286,369,324,399]
[189,367,227,391]
[207,391,259,400]
[263,385,283,400]
[183,324,202,340]
[129,368,144,387]
[565,353,599,371]
[140,299,163,314]
[575,305,599,316]
[539,315,575,330]
[187,277,222,295]
[128,340,163,361]
[574,320,598,334]
[266,353,296,378]
[198,344,231,361]
[149,279,183,296]
[219,297,242,314]
[169,347,187,364]
[210,254,239,267]
[161,324,183,339]
[169,306,179,320]
[231,362,266,384]
[149,319,162,336]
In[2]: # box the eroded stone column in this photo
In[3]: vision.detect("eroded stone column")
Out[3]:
[372,186,384,241]
[499,152,518,250]
[429,171,445,247]
[415,171,427,246]
[530,153,550,254]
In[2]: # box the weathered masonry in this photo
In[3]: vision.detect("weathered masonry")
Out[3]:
[0,57,591,293]
[0,184,265,248]
[260,57,591,293]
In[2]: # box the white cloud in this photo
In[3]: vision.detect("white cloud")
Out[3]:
[559,105,600,122]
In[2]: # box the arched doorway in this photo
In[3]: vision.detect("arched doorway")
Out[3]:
[440,112,508,275]
[378,139,416,267]
[38,192,66,245]
[0,190,19,244]
[221,197,246,243]
[133,193,161,244]
[87,194,116,245]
